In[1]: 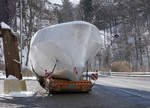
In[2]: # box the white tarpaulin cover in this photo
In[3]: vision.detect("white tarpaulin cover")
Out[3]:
[29,21,104,81]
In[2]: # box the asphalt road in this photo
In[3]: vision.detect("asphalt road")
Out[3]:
[0,76,150,108]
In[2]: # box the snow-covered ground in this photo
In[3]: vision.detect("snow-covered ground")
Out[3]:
[1,22,10,29]
[0,91,35,97]
[0,71,37,80]
[0,72,5,79]
[0,72,37,97]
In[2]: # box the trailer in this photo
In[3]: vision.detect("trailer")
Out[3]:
[39,75,98,93]
[32,64,98,93]
[43,78,93,93]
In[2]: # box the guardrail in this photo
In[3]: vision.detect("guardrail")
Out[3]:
[99,71,150,77]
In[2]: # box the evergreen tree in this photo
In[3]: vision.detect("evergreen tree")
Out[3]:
[80,0,93,22]
[61,0,74,23]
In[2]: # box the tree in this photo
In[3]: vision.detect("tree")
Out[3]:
[60,0,74,23]
[17,0,58,66]
[0,0,16,27]
[80,0,93,22]
[54,7,64,23]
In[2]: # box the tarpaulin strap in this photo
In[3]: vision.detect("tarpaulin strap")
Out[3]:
[43,72,53,80]
[31,62,40,78]
[45,59,58,80]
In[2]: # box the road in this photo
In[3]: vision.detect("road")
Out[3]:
[0,76,150,108]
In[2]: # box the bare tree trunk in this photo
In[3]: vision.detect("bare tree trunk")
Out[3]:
[25,39,31,66]
[25,0,34,66]
[146,15,150,71]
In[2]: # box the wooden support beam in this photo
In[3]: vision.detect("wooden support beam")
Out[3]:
[0,29,22,80]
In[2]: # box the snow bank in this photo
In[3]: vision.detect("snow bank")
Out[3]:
[0,72,36,80]
[23,77,37,80]
[0,72,6,79]
[0,91,35,97]
[29,21,104,81]
[7,75,18,80]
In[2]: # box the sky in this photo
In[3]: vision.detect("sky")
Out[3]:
[49,0,80,5]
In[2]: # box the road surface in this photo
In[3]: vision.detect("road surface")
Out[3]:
[0,76,150,108]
